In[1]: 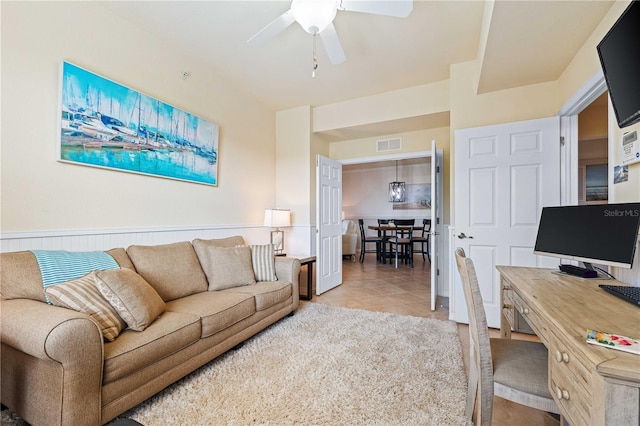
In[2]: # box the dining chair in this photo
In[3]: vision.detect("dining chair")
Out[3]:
[388,224,414,268]
[377,219,391,263]
[358,219,382,263]
[412,219,431,262]
[454,248,560,426]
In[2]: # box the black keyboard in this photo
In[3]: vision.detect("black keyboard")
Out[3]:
[599,285,640,306]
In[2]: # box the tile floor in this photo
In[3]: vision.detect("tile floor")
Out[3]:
[310,253,559,426]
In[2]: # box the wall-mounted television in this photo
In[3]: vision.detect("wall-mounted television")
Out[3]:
[534,203,640,270]
[597,1,640,128]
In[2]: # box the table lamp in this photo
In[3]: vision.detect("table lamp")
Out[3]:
[264,208,291,256]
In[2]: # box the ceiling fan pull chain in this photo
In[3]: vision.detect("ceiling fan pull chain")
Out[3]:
[312,33,318,78]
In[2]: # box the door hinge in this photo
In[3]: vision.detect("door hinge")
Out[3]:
[437,269,440,276]
[436,166,440,173]
[560,136,565,146]
[436,217,440,225]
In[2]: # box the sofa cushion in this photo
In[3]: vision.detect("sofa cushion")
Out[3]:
[44,271,126,341]
[192,236,245,248]
[193,244,256,291]
[250,244,277,282]
[165,291,255,338]
[95,269,166,332]
[0,248,132,303]
[126,242,208,302]
[103,311,201,384]
[223,281,292,312]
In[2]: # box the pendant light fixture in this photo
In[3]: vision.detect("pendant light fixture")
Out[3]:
[389,160,406,202]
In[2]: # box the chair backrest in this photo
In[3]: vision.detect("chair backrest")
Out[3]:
[376,219,389,237]
[393,219,414,238]
[422,219,432,236]
[454,248,494,426]
[357,219,367,241]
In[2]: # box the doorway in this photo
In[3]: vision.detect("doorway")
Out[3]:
[577,92,609,205]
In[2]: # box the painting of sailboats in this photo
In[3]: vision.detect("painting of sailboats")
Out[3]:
[58,61,219,186]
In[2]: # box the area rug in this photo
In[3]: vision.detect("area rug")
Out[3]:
[1,302,470,425]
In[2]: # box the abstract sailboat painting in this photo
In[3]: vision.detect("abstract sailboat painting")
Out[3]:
[58,62,219,186]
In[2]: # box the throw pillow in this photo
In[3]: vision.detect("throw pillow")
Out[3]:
[44,271,125,342]
[250,244,277,282]
[194,245,256,291]
[95,268,166,332]
[126,241,208,302]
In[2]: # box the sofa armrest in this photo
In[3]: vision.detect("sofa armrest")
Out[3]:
[1,298,104,425]
[274,257,301,307]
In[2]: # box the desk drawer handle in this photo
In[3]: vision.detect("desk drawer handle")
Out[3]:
[503,304,512,310]
[519,307,529,315]
[556,387,571,401]
[555,351,570,363]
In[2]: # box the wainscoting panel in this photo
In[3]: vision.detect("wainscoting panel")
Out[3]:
[1,226,267,253]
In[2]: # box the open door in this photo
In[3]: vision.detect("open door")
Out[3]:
[453,117,560,327]
[316,155,343,294]
[430,140,439,311]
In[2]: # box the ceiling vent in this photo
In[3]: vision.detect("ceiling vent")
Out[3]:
[376,137,402,152]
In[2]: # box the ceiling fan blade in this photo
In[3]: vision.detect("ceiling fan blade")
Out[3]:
[319,22,346,65]
[247,9,296,46]
[338,0,413,18]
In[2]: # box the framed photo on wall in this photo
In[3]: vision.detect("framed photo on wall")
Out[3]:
[58,61,219,186]
[393,183,431,210]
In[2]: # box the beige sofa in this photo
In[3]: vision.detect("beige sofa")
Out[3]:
[0,236,300,426]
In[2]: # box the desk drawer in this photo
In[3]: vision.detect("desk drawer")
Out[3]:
[550,359,593,426]
[507,289,546,343]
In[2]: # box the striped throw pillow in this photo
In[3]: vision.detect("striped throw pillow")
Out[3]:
[44,271,125,341]
[250,244,277,282]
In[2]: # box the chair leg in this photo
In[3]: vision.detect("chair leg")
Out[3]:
[465,362,479,422]
[359,242,365,263]
[409,244,413,268]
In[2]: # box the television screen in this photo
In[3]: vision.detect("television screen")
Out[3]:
[534,203,640,269]
[597,1,640,128]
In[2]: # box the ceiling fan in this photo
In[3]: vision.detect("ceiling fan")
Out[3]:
[247,0,413,67]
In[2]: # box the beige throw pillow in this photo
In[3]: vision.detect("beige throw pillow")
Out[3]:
[126,242,208,302]
[44,271,125,342]
[95,268,166,332]
[193,245,256,291]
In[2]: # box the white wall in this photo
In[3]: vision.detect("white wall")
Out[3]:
[1,2,276,239]
[343,162,431,222]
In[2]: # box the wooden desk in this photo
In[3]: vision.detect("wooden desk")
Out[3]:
[497,266,640,426]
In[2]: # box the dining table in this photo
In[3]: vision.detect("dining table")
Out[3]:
[368,225,414,264]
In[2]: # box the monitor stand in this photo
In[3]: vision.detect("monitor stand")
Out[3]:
[559,262,598,278]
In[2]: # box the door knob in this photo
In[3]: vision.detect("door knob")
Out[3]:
[457,232,474,239]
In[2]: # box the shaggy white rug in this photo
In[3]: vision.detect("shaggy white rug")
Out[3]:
[2,302,470,425]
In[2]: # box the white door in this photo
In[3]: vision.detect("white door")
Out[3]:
[316,155,343,294]
[453,117,561,327]
[430,140,438,311]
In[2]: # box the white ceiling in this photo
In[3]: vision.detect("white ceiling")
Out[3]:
[100,0,614,137]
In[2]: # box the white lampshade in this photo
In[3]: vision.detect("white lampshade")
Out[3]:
[264,209,291,228]
[291,0,337,34]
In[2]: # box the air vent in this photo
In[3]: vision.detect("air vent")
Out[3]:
[376,137,402,152]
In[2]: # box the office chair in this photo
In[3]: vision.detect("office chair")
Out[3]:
[454,248,560,426]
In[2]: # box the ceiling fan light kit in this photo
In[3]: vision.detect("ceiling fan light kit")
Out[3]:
[248,0,413,74]
[291,0,337,35]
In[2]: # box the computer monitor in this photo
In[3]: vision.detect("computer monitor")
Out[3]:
[534,203,640,270]
[597,1,640,128]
